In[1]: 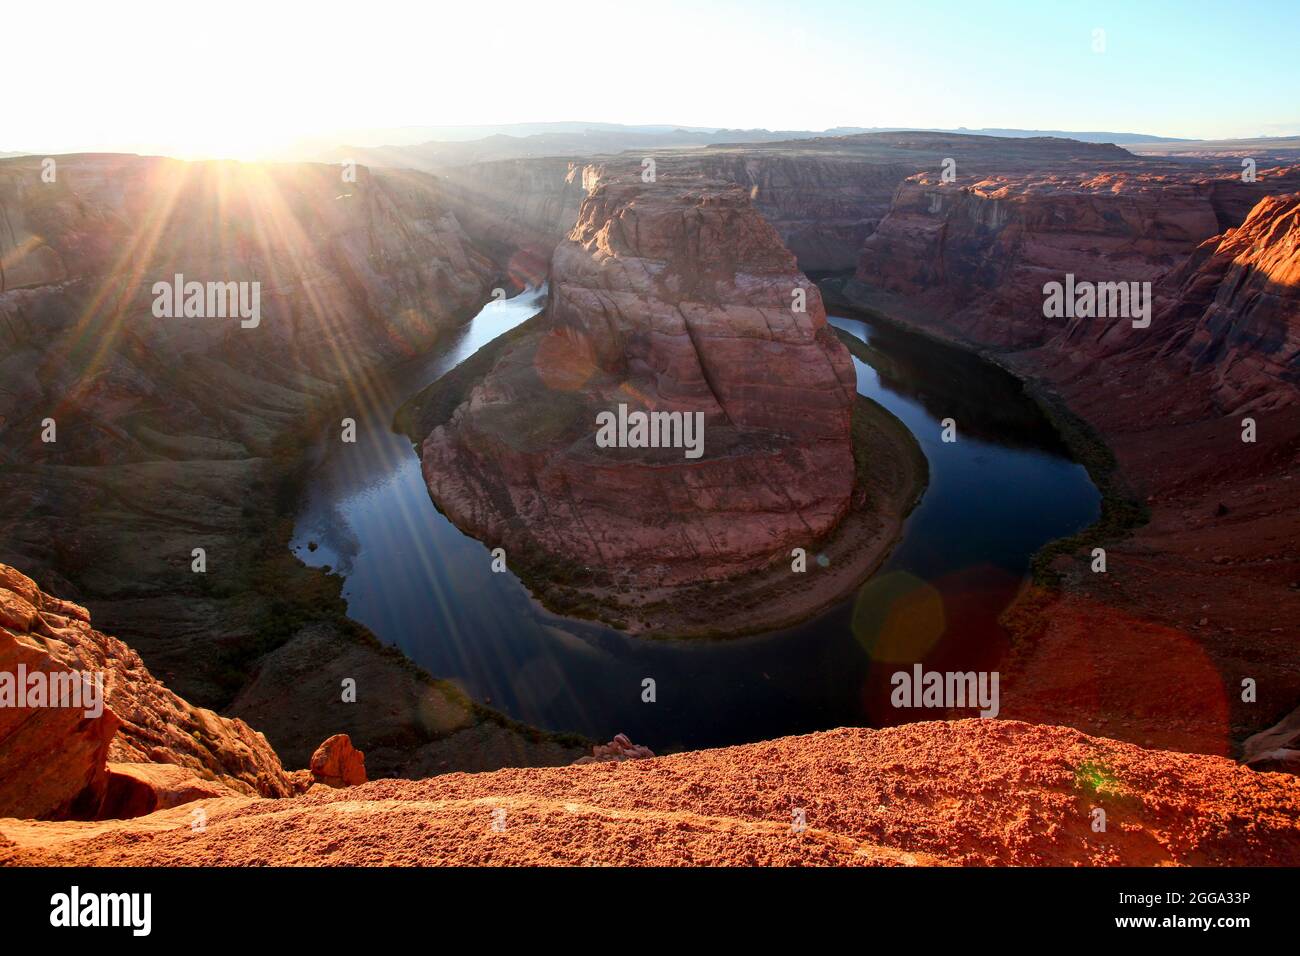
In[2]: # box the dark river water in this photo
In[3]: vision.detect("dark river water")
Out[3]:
[291,287,1100,752]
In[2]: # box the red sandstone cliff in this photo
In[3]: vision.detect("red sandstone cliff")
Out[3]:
[852,163,1300,352]
[854,172,1218,347]
[842,183,1300,757]
[1155,193,1300,413]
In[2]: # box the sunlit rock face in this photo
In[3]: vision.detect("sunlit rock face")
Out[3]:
[1155,193,1300,413]
[0,562,294,820]
[419,167,858,588]
[851,158,1300,356]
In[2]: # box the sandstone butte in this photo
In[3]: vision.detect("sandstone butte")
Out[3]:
[405,165,930,635]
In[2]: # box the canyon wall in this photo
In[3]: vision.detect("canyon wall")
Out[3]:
[438,157,591,278]
[852,163,1300,352]
[436,132,1153,275]
[662,151,914,271]
[1155,193,1300,413]
[855,173,1217,347]
[0,155,494,705]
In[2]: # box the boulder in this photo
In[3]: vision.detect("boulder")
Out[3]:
[572,733,656,764]
[310,734,368,787]
[0,562,295,820]
[1243,706,1300,775]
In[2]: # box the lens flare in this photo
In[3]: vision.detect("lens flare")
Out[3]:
[851,571,947,663]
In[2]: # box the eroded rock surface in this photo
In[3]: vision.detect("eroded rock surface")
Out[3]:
[1156,193,1300,413]
[0,562,291,818]
[5,721,1297,866]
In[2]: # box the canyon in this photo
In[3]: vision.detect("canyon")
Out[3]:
[831,151,1300,759]
[2,129,1298,865]
[411,134,1299,758]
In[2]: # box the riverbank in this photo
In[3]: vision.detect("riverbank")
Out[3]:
[818,275,1146,591]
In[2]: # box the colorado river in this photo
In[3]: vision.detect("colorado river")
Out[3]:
[291,286,1100,751]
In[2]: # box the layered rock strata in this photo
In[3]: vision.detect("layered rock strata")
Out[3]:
[840,185,1300,756]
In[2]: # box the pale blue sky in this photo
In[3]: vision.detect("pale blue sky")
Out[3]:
[786,0,1300,138]
[9,0,1298,158]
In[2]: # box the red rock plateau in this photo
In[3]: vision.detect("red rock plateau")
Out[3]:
[4,720,1297,866]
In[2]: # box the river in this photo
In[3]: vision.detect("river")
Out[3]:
[290,286,1100,751]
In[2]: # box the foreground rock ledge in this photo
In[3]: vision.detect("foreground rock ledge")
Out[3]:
[4,720,1297,867]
